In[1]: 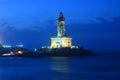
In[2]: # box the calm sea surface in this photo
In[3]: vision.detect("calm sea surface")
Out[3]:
[0,54,120,80]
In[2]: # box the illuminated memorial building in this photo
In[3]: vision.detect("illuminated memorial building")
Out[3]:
[51,12,72,48]
[0,12,95,57]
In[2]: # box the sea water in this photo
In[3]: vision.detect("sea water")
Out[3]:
[0,53,120,80]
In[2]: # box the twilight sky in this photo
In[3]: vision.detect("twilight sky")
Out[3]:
[0,0,120,51]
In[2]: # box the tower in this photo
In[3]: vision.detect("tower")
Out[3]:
[57,12,66,37]
[51,12,72,48]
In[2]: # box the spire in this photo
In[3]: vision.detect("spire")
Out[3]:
[58,12,65,22]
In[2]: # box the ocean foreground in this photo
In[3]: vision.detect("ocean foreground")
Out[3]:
[0,53,120,80]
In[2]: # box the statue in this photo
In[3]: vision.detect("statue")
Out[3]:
[57,12,66,37]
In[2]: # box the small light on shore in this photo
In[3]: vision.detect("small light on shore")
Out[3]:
[17,51,23,54]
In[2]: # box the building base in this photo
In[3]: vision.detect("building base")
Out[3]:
[51,37,72,48]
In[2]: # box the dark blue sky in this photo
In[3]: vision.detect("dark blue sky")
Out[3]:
[0,0,120,51]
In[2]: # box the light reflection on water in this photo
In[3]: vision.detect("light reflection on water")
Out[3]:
[51,57,69,72]
[51,57,69,80]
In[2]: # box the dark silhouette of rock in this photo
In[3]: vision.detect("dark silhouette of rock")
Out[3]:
[0,46,96,58]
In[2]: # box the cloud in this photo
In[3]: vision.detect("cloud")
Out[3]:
[0,22,15,32]
[111,17,120,22]
[96,17,108,23]
[0,22,7,27]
